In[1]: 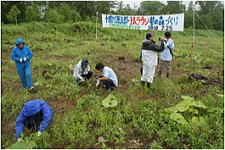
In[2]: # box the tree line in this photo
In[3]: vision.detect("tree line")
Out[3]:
[1,1,224,31]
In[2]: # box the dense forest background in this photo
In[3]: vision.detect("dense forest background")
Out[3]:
[1,1,224,31]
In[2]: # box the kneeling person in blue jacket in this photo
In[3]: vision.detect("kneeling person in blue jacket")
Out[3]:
[15,100,54,142]
[11,38,34,90]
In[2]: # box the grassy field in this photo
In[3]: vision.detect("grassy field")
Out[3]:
[1,22,224,149]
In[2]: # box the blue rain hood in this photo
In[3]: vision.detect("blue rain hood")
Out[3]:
[22,100,42,117]
[16,38,24,45]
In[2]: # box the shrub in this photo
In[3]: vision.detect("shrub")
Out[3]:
[132,100,159,139]
[153,79,181,98]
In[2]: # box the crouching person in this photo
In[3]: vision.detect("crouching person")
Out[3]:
[73,58,93,84]
[16,100,54,142]
[140,33,165,88]
[95,63,118,91]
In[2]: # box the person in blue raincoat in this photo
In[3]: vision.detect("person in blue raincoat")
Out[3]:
[11,38,34,90]
[15,100,54,141]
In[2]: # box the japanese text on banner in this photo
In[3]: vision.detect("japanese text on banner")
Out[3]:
[102,13,184,31]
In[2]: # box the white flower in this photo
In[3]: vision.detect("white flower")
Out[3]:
[98,136,105,143]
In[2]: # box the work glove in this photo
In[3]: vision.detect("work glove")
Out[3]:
[20,58,23,63]
[17,137,23,142]
[23,57,27,62]
[83,71,88,75]
[78,77,84,83]
[96,79,100,87]
[37,131,41,137]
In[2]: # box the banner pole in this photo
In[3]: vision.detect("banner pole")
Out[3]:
[96,11,98,41]
[190,1,195,64]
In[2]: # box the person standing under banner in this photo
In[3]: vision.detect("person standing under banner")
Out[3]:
[140,33,165,88]
[158,32,175,79]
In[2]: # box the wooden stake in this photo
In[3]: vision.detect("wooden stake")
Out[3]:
[96,11,98,42]
[190,1,195,64]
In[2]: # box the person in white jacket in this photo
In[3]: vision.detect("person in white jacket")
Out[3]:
[158,32,175,79]
[140,33,165,88]
[73,58,93,84]
[95,63,118,91]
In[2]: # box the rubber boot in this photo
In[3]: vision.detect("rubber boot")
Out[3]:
[158,71,162,80]
[147,82,151,88]
[167,73,170,78]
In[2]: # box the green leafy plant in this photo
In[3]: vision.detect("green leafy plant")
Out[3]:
[132,101,159,139]
[7,141,37,149]
[102,94,118,108]
[164,95,207,126]
[165,95,206,113]
[170,112,188,125]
